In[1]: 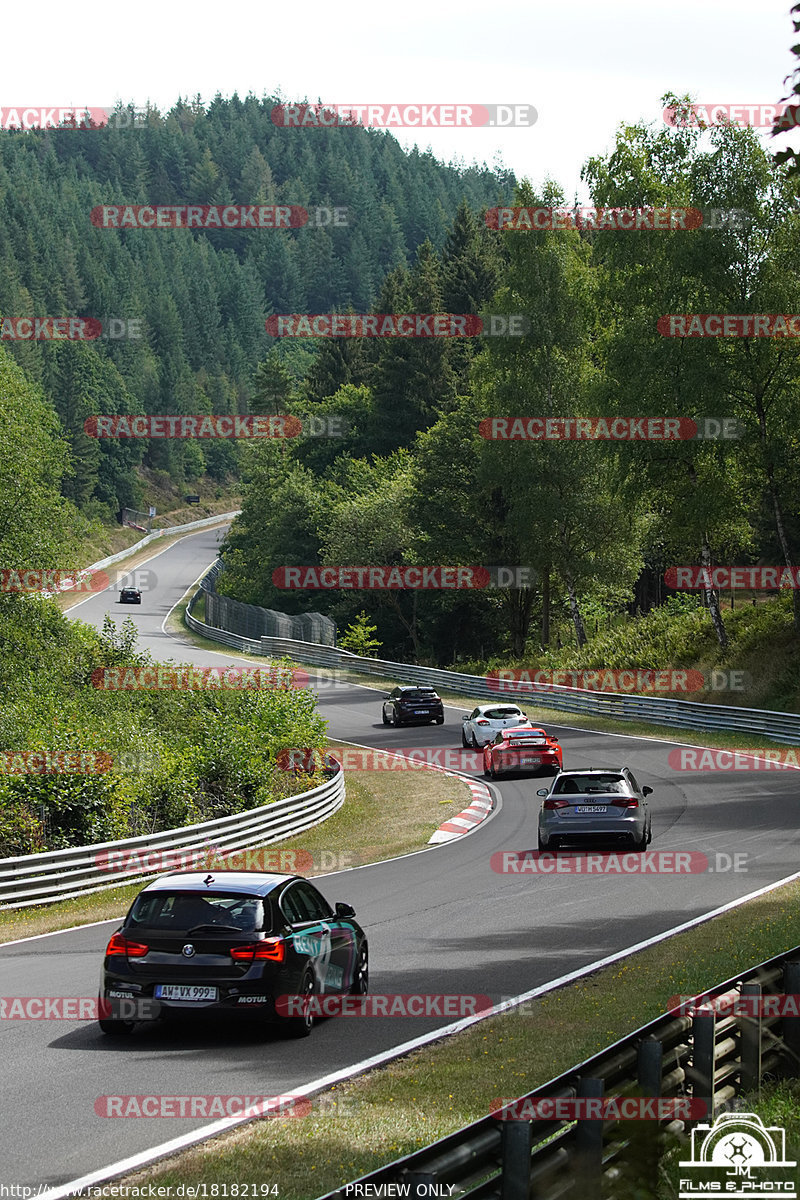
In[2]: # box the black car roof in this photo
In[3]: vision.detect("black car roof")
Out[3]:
[138,870,300,897]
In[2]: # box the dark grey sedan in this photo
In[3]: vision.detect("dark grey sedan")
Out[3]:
[537,767,652,851]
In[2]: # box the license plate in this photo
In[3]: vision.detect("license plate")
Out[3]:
[414,709,427,714]
[521,757,540,765]
[155,985,218,1001]
[575,806,607,813]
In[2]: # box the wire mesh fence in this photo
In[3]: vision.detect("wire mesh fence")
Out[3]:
[201,561,336,645]
[120,507,153,532]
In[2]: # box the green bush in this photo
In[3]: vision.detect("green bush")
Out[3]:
[0,597,329,855]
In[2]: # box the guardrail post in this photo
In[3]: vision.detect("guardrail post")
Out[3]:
[500,1120,532,1200]
[634,1035,664,1193]
[691,1005,716,1124]
[637,1035,663,1097]
[574,1076,604,1189]
[403,1169,436,1190]
[739,982,762,1097]
[782,960,800,1069]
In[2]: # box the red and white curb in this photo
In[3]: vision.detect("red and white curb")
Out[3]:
[428,777,494,843]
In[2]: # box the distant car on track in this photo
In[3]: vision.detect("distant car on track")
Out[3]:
[382,686,444,726]
[118,588,142,604]
[98,870,368,1039]
[536,767,652,852]
[461,704,531,748]
[483,727,562,778]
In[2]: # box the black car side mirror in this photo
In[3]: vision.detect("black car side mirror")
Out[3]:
[335,902,356,918]
[642,786,653,796]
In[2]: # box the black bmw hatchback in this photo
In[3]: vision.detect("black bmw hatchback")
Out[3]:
[98,870,368,1038]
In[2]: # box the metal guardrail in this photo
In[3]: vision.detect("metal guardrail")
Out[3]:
[318,950,800,1200]
[187,563,800,744]
[0,765,344,910]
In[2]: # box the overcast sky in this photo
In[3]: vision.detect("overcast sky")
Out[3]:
[3,0,798,196]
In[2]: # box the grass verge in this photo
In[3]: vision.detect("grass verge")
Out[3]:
[96,874,800,1200]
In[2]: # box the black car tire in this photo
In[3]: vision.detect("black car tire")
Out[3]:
[435,715,444,725]
[99,1017,135,1036]
[350,946,369,996]
[281,969,316,1038]
[394,713,403,727]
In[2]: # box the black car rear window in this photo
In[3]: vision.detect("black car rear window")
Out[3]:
[553,775,626,794]
[127,891,269,932]
[401,690,439,700]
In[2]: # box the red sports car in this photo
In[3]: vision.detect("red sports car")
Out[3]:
[483,726,562,778]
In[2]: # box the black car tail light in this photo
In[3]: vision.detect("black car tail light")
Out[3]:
[231,937,285,964]
[105,933,149,958]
